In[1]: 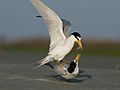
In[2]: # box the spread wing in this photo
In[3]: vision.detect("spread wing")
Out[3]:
[36,16,72,37]
[61,19,72,37]
[31,0,66,50]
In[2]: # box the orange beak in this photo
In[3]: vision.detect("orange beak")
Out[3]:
[75,53,81,62]
[76,40,83,49]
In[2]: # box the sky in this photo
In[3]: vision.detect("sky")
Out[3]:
[0,0,120,41]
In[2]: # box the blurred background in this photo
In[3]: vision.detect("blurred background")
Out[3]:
[0,0,120,58]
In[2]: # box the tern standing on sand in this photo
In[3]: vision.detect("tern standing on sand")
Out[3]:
[31,0,83,67]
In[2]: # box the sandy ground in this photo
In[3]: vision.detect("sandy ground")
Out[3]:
[0,52,120,90]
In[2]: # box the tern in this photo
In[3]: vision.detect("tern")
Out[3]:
[48,53,81,80]
[31,0,83,66]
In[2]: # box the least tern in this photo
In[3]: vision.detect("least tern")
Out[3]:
[48,53,81,80]
[31,0,83,67]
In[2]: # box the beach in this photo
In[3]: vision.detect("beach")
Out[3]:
[0,52,120,90]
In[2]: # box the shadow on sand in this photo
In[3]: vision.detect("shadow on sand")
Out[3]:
[46,69,92,83]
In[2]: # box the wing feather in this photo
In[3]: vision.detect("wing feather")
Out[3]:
[31,0,66,50]
[61,19,72,37]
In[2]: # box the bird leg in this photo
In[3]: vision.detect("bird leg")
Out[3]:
[55,60,65,69]
[54,60,64,67]
[59,63,64,68]
[55,60,61,65]
[62,60,70,64]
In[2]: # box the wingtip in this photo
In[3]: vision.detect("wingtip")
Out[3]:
[36,15,42,18]
[33,64,43,70]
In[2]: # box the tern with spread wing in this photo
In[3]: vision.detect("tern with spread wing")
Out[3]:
[31,0,83,67]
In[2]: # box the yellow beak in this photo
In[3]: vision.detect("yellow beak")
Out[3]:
[76,40,83,49]
[75,53,81,62]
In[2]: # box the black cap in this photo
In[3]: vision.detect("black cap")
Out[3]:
[71,32,81,40]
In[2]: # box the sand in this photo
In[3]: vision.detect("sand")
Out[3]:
[0,52,120,90]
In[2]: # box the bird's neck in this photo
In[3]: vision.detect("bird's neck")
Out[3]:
[67,35,76,43]
[65,36,75,48]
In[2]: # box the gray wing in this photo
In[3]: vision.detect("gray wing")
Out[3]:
[61,19,72,37]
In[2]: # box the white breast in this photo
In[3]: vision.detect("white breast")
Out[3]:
[48,36,75,61]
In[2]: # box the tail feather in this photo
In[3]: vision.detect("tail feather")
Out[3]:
[37,56,53,67]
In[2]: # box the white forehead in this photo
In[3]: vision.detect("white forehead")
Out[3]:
[77,36,81,41]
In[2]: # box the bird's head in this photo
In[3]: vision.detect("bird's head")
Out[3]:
[67,53,80,73]
[71,32,83,49]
